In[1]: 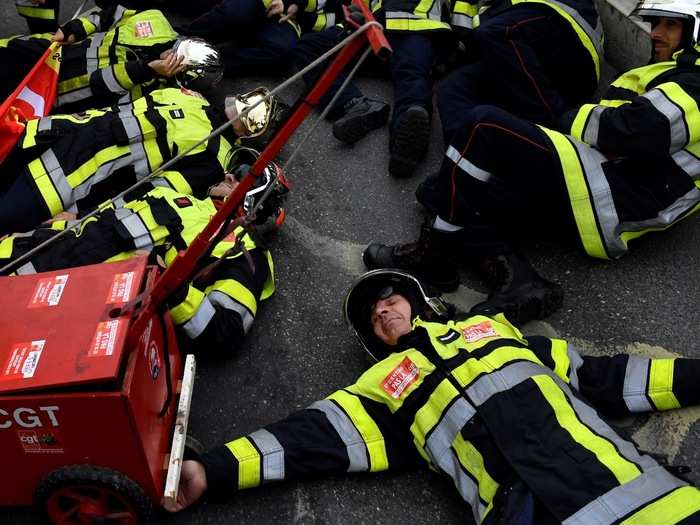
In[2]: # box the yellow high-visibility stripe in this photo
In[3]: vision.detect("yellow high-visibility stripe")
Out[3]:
[313,14,327,32]
[0,238,15,259]
[551,339,570,383]
[113,62,134,90]
[328,390,389,472]
[648,359,681,410]
[225,437,261,489]
[206,279,257,315]
[66,145,129,188]
[621,486,700,525]
[570,104,596,139]
[411,378,459,455]
[539,127,608,259]
[23,119,39,148]
[533,375,641,484]
[453,347,542,387]
[28,158,63,215]
[161,171,192,194]
[453,434,500,507]
[619,201,700,249]
[16,6,55,19]
[657,82,700,145]
[261,250,275,300]
[169,286,206,325]
[452,0,478,15]
[59,74,90,94]
[385,18,450,31]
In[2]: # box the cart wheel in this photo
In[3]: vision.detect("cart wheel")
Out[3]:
[184,434,205,460]
[34,465,153,525]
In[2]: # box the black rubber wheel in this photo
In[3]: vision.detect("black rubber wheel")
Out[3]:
[184,434,205,461]
[34,465,153,525]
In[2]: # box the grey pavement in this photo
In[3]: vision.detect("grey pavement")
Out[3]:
[1,1,700,524]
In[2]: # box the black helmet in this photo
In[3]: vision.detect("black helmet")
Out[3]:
[172,38,223,92]
[343,269,451,362]
[223,147,290,225]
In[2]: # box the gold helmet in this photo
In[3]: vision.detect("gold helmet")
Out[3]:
[224,87,279,138]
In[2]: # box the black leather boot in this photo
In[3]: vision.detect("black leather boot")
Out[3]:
[469,253,563,325]
[332,96,390,144]
[362,224,460,291]
[389,105,430,178]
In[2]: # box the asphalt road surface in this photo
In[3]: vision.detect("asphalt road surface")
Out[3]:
[1,1,700,524]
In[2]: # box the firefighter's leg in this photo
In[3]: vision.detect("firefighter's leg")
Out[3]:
[222,19,299,74]
[436,60,487,143]
[15,0,59,34]
[0,173,52,236]
[180,0,265,41]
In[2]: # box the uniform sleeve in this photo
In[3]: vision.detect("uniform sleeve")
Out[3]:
[526,336,700,417]
[88,60,158,107]
[566,72,700,157]
[60,5,136,42]
[170,248,271,357]
[201,387,421,497]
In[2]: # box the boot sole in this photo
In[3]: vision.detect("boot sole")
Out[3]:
[389,107,430,178]
[333,104,390,145]
[470,283,564,325]
[361,249,459,293]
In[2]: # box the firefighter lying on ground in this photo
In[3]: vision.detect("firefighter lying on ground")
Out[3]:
[169,269,700,524]
[0,85,281,236]
[0,149,289,357]
[363,0,700,325]
[15,0,59,34]
[1,4,223,114]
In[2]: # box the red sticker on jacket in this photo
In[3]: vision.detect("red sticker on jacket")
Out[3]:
[174,197,192,208]
[107,271,135,304]
[381,356,420,399]
[134,21,154,38]
[88,320,122,357]
[462,321,497,343]
[27,274,68,308]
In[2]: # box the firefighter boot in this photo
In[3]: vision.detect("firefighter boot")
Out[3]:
[389,106,430,178]
[332,97,390,144]
[362,224,460,291]
[469,253,563,325]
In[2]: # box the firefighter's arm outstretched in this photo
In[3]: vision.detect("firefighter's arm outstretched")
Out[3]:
[526,335,700,417]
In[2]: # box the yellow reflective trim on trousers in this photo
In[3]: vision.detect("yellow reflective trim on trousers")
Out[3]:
[66,145,130,188]
[620,486,700,525]
[385,18,450,31]
[411,378,459,457]
[261,250,275,300]
[206,278,257,316]
[225,437,261,489]
[59,74,90,94]
[619,200,700,249]
[598,99,630,108]
[50,220,66,230]
[313,14,328,31]
[570,104,596,140]
[551,338,570,383]
[0,237,15,259]
[533,375,641,484]
[327,390,389,472]
[648,358,681,410]
[453,347,542,387]
[539,127,608,259]
[512,0,600,80]
[28,158,63,215]
[657,82,700,145]
[453,0,479,15]
[306,0,318,12]
[23,118,39,148]
[16,6,55,19]
[453,433,499,508]
[169,286,206,325]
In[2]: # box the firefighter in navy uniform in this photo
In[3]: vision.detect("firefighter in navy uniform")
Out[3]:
[0,85,280,237]
[0,5,223,114]
[0,152,289,357]
[15,0,59,34]
[362,0,700,325]
[168,269,700,523]
[438,0,603,141]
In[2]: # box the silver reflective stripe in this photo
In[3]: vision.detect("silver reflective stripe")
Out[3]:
[57,86,93,106]
[672,148,700,179]
[118,213,152,249]
[249,429,285,482]
[208,290,255,334]
[643,89,687,152]
[451,13,474,29]
[617,186,700,244]
[309,399,369,472]
[41,149,75,211]
[428,0,442,22]
[623,356,653,413]
[112,5,128,24]
[446,145,493,183]
[38,117,52,132]
[571,139,622,257]
[119,110,150,178]
[385,10,422,19]
[72,153,132,203]
[582,105,605,146]
[325,13,336,29]
[86,32,106,76]
[181,295,216,338]
[151,178,172,188]
[563,466,685,525]
[100,67,124,94]
[425,398,482,522]
[15,262,37,275]
[567,344,584,391]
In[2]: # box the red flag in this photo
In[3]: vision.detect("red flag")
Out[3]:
[0,42,61,163]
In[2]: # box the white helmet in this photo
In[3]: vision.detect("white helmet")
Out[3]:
[172,38,223,92]
[632,0,700,45]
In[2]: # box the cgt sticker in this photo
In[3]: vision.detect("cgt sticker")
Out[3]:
[381,356,420,399]
[28,275,68,308]
[148,341,161,380]
[107,271,135,304]
[2,340,45,380]
[89,320,121,357]
[462,321,498,343]
[18,428,64,454]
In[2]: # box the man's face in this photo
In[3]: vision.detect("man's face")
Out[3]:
[650,16,685,62]
[371,293,413,346]
[208,173,239,199]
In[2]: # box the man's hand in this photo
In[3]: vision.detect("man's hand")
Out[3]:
[165,460,208,512]
[267,0,298,22]
[280,4,298,23]
[148,53,186,78]
[52,29,76,45]
[42,211,77,225]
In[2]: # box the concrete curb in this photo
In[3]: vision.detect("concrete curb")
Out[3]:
[596,0,651,71]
